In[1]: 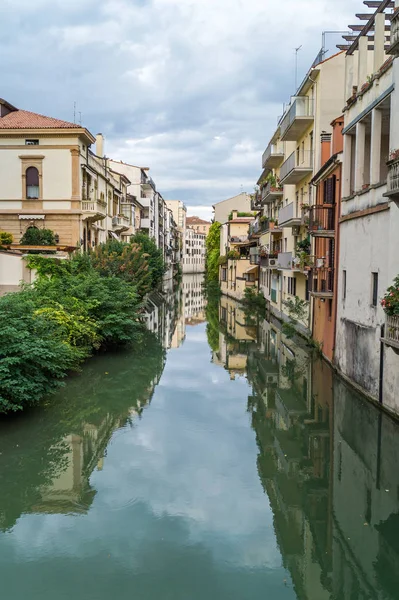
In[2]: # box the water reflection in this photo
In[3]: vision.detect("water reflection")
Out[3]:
[1,282,399,599]
[211,295,399,600]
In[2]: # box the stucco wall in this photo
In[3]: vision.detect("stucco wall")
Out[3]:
[335,208,389,400]
[213,193,251,224]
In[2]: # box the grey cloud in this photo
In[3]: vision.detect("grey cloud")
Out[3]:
[0,0,362,208]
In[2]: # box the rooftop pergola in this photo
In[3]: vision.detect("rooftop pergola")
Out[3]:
[337,0,395,52]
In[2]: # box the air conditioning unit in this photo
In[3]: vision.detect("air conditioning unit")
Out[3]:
[269,259,277,266]
[292,225,300,235]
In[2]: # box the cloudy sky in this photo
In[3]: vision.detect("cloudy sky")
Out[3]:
[1,0,361,219]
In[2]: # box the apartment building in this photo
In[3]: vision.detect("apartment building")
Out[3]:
[309,118,344,362]
[0,101,135,250]
[212,192,251,224]
[219,210,258,301]
[186,215,212,236]
[257,50,346,334]
[107,159,160,241]
[165,199,187,262]
[183,227,206,274]
[335,1,399,412]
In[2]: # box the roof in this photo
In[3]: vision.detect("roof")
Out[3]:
[0,109,82,130]
[229,217,254,224]
[186,216,211,225]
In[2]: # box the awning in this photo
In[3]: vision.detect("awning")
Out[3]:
[19,214,45,220]
[245,265,259,274]
[109,231,120,240]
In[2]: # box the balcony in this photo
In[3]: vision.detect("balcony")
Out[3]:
[277,251,294,270]
[251,193,263,211]
[382,315,399,349]
[140,217,150,229]
[387,156,399,197]
[278,202,301,228]
[309,205,336,236]
[112,215,130,232]
[140,196,152,208]
[387,9,399,56]
[262,182,284,204]
[82,200,107,222]
[280,151,313,185]
[262,142,285,169]
[260,254,279,268]
[280,97,314,141]
[308,267,334,297]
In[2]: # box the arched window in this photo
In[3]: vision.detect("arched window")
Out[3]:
[26,167,39,199]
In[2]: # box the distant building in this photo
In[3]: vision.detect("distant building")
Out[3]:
[183,227,206,274]
[186,216,211,236]
[212,192,251,224]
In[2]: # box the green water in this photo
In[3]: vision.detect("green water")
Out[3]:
[1,276,399,600]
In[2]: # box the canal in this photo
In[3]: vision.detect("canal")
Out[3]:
[1,274,399,599]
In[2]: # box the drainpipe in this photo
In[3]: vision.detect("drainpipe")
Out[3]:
[379,323,385,405]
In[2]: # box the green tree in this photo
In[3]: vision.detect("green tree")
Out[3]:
[130,232,166,289]
[90,239,153,297]
[205,222,221,284]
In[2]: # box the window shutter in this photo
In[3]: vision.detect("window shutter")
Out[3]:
[324,176,336,204]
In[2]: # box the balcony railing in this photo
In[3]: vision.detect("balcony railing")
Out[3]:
[384,315,399,348]
[279,202,295,226]
[140,217,150,229]
[277,251,293,269]
[280,150,313,184]
[251,193,262,211]
[387,157,399,197]
[261,182,284,204]
[309,205,336,234]
[387,9,399,56]
[280,97,314,141]
[82,200,107,221]
[112,215,130,230]
[308,267,334,296]
[262,142,285,169]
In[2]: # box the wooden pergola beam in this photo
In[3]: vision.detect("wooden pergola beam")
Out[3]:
[363,0,394,7]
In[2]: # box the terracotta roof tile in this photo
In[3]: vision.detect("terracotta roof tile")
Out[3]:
[186,216,211,225]
[0,109,81,129]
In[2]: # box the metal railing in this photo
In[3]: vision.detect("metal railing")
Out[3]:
[309,267,334,294]
[277,251,293,269]
[280,97,314,139]
[309,205,336,232]
[278,202,295,225]
[112,215,130,228]
[387,156,399,196]
[262,181,283,202]
[385,315,399,345]
[262,142,284,168]
[280,150,313,181]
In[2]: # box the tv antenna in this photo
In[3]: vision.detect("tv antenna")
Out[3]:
[295,45,302,90]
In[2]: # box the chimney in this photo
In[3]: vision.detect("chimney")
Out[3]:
[320,132,332,167]
[232,210,238,220]
[331,117,344,156]
[96,133,104,157]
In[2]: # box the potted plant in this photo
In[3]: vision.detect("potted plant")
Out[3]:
[0,231,13,248]
[300,203,310,211]
[381,275,399,315]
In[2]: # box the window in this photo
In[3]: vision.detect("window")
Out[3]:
[288,277,297,296]
[328,299,333,320]
[25,139,39,145]
[372,272,378,307]
[26,166,39,198]
[221,268,227,282]
[342,270,347,301]
[305,278,309,301]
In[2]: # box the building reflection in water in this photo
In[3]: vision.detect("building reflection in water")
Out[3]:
[212,295,399,600]
[0,276,202,532]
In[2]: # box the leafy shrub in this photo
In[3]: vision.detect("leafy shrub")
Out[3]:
[0,231,13,246]
[205,222,221,283]
[20,227,56,246]
[242,287,266,311]
[381,275,399,315]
